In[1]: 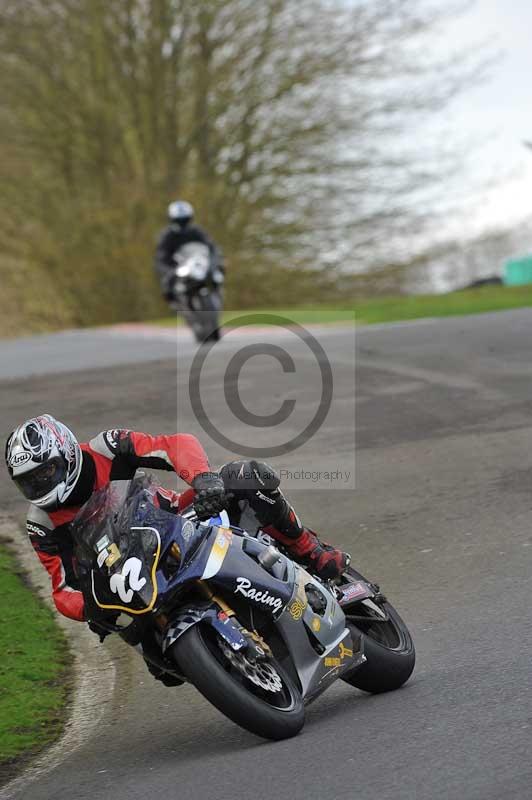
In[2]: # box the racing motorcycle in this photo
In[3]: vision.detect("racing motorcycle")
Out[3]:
[170,242,224,343]
[72,477,415,741]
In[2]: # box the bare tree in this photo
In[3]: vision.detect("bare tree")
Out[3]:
[0,0,488,330]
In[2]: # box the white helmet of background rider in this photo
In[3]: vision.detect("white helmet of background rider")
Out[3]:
[5,414,82,509]
[168,200,194,226]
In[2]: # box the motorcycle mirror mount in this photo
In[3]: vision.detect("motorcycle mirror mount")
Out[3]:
[201,509,231,528]
[257,545,281,572]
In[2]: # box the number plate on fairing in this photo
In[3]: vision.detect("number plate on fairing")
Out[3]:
[91,526,161,615]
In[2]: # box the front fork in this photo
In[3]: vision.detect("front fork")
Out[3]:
[196,580,271,658]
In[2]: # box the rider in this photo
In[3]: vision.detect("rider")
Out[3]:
[5,416,349,677]
[154,200,223,303]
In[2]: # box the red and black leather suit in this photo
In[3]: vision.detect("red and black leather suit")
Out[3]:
[25,429,317,622]
[26,429,210,621]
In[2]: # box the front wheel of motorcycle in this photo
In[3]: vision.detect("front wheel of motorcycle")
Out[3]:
[170,623,305,740]
[342,601,415,694]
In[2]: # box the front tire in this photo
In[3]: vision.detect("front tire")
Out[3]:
[171,623,305,740]
[191,291,221,344]
[342,601,415,693]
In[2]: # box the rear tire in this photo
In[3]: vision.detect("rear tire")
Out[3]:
[171,623,305,740]
[342,602,415,693]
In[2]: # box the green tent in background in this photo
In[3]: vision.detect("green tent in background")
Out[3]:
[504,255,532,286]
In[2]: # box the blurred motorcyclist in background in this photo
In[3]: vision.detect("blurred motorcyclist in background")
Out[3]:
[154,201,224,302]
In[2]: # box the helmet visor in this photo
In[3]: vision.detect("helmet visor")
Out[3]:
[13,456,67,501]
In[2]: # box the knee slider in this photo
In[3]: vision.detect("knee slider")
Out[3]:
[219,460,280,493]
[250,460,280,492]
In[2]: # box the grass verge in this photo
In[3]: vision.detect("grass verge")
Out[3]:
[0,542,70,781]
[352,284,532,324]
[151,284,532,327]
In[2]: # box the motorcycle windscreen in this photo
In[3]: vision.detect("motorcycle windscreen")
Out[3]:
[71,480,132,566]
[71,478,163,614]
[90,525,161,614]
[175,242,211,280]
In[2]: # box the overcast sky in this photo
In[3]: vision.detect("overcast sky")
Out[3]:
[441,0,532,234]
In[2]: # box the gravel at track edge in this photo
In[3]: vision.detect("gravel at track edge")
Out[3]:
[0,516,116,800]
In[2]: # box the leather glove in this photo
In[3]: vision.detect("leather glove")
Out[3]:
[87,611,119,643]
[192,472,226,521]
[87,618,113,643]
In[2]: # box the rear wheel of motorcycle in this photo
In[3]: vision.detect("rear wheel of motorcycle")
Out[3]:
[171,623,305,740]
[342,601,415,693]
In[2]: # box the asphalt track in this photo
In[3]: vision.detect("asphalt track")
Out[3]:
[1,309,532,800]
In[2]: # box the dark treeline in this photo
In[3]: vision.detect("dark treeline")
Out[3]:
[0,0,484,334]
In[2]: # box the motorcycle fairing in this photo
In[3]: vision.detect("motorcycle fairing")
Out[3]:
[173,242,211,282]
[207,534,294,616]
[157,524,294,617]
[178,532,363,700]
[155,523,235,599]
[190,534,365,700]
[73,480,367,701]
[82,489,232,602]
[275,569,365,701]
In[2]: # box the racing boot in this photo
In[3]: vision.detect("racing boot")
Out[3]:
[264,506,350,581]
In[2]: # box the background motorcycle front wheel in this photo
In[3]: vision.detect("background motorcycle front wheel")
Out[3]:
[189,292,221,343]
[342,600,415,694]
[171,623,305,740]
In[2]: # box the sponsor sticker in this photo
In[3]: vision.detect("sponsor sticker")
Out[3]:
[27,522,47,537]
[311,617,321,633]
[324,640,353,668]
[234,576,284,613]
[201,528,232,580]
[255,491,276,505]
[288,597,307,621]
[103,429,123,452]
[339,642,353,659]
[340,581,369,605]
[104,543,121,567]
[10,451,31,467]
[181,520,195,542]
[97,548,110,568]
[96,535,111,552]
[216,529,232,547]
